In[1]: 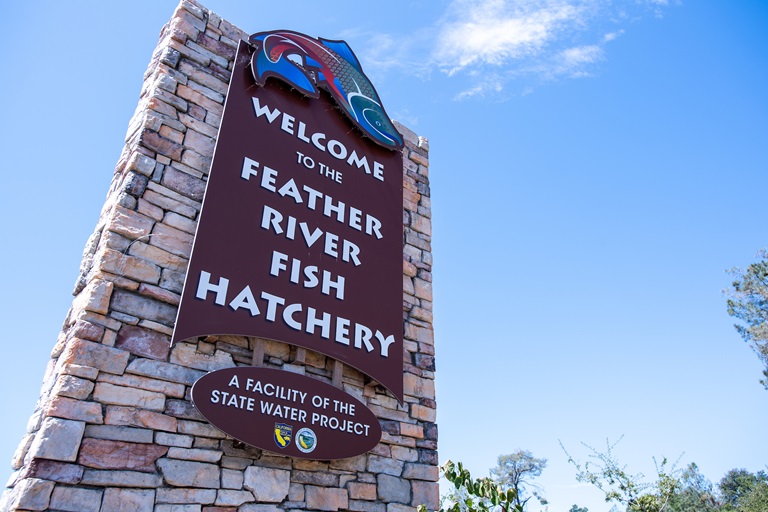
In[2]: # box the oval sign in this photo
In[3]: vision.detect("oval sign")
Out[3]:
[191,366,382,459]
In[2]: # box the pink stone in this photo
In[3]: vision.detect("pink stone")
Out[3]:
[115,324,171,360]
[78,438,168,473]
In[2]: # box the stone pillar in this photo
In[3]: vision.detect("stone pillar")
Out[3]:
[1,1,436,511]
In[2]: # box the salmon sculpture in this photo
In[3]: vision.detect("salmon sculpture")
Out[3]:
[249,30,404,150]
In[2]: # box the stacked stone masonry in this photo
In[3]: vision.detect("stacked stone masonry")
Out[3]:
[1,1,436,511]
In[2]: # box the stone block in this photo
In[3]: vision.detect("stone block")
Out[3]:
[52,375,95,400]
[170,342,235,372]
[101,488,156,512]
[27,417,85,462]
[105,405,178,432]
[292,470,338,486]
[156,505,203,512]
[4,478,54,511]
[239,506,282,512]
[162,166,207,201]
[348,500,386,512]
[403,463,439,481]
[100,372,185,399]
[70,319,106,342]
[221,468,244,490]
[116,324,171,360]
[156,487,217,504]
[85,425,154,444]
[151,222,194,258]
[288,482,304,501]
[94,382,166,411]
[305,486,349,511]
[156,432,194,448]
[164,210,198,234]
[72,280,114,316]
[214,489,255,506]
[367,455,404,476]
[23,459,83,484]
[60,363,100,380]
[377,474,410,504]
[165,399,205,420]
[391,445,419,462]
[158,458,221,488]
[80,469,162,488]
[49,486,103,512]
[45,396,103,424]
[410,404,436,422]
[127,358,204,386]
[141,128,184,160]
[111,288,178,326]
[177,420,227,439]
[348,482,377,500]
[412,480,439,509]
[107,205,156,240]
[243,466,289,502]
[78,438,168,472]
[97,247,162,284]
[167,447,223,463]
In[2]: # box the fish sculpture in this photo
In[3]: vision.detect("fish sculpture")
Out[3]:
[249,30,403,150]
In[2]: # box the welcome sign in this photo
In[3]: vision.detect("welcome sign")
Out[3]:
[172,30,404,456]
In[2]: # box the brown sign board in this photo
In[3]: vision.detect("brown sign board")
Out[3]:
[192,367,382,459]
[172,39,404,401]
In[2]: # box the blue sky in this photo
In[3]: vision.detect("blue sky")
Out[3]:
[1,1,767,511]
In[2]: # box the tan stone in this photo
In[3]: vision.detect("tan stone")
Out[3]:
[410,404,437,422]
[101,488,156,512]
[403,373,436,400]
[80,469,162,488]
[170,342,235,372]
[157,458,221,488]
[105,405,178,432]
[348,482,377,500]
[155,487,217,504]
[3,478,54,511]
[167,447,223,463]
[50,486,103,512]
[94,382,166,411]
[96,247,162,284]
[46,396,103,424]
[151,222,194,258]
[72,280,114,316]
[52,375,95,400]
[305,486,349,511]
[243,466,290,502]
[107,205,156,240]
[99,372,184,398]
[59,338,129,375]
[28,418,85,462]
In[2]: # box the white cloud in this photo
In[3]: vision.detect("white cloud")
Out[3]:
[434,0,590,75]
[346,0,675,100]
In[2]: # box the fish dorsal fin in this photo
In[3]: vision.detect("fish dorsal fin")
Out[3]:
[319,38,362,72]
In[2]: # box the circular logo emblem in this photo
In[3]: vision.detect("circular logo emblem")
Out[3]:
[296,428,317,454]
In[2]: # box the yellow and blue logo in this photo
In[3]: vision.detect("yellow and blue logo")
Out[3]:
[274,423,292,448]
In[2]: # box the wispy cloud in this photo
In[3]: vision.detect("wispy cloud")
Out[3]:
[433,0,591,76]
[348,0,675,100]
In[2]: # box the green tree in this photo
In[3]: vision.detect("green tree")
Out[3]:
[561,437,682,512]
[418,460,523,512]
[725,250,768,389]
[664,463,719,512]
[490,450,548,510]
[737,481,768,512]
[718,468,768,512]
[568,505,589,512]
